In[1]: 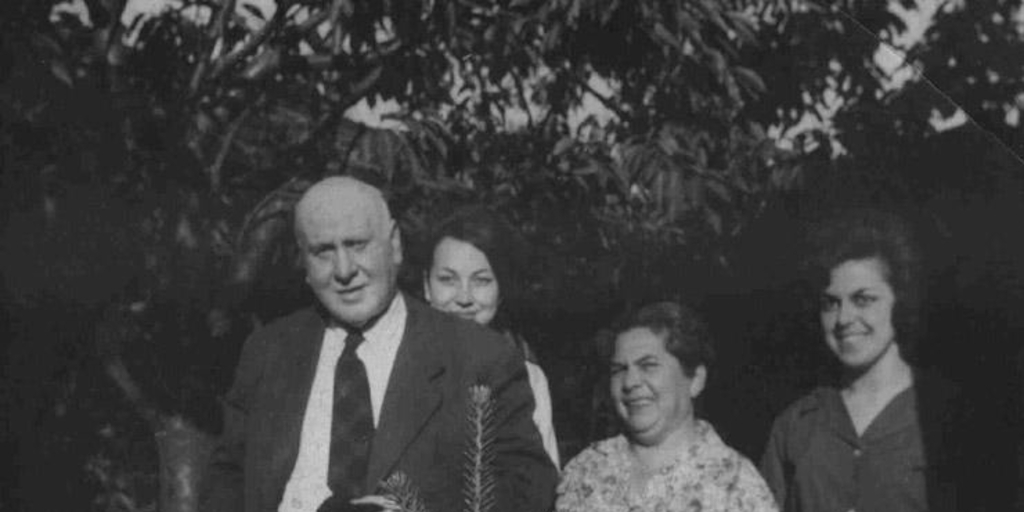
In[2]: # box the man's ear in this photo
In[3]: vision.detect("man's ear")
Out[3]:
[689,365,707,399]
[390,222,403,266]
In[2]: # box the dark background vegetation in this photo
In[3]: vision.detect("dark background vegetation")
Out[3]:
[2,0,1023,510]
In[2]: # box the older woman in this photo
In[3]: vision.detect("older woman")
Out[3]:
[760,208,971,512]
[422,206,560,466]
[557,302,777,512]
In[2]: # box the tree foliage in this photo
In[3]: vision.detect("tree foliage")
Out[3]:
[909,0,1024,155]
[1,1,803,508]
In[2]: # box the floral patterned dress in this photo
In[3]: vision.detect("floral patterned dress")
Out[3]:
[556,420,778,512]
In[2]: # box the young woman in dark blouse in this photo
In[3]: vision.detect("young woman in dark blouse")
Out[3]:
[759,209,997,512]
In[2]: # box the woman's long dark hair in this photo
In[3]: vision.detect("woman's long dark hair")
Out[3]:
[424,206,523,332]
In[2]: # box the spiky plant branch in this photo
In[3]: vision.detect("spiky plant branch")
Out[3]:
[462,385,497,512]
[379,384,498,512]
[380,471,430,512]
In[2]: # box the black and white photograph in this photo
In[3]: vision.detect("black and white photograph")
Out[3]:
[2,1,1023,511]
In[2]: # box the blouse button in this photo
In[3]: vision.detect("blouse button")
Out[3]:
[853,448,862,457]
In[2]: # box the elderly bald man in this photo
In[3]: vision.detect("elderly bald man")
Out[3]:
[202,177,557,512]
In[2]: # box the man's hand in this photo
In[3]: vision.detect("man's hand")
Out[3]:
[316,494,397,512]
[350,495,399,511]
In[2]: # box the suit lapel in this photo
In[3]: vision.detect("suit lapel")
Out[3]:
[365,298,444,489]
[266,309,326,503]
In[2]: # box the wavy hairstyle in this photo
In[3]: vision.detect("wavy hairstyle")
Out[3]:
[804,208,925,361]
[598,301,716,378]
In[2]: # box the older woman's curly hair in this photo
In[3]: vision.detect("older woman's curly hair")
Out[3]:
[804,208,925,360]
[598,301,716,378]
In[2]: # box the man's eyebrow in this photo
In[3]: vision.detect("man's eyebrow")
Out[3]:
[852,287,879,294]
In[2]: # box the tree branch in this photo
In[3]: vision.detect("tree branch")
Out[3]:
[95,305,163,432]
[512,68,534,128]
[189,0,236,94]
[103,356,163,431]
[207,103,255,191]
[209,0,236,43]
[328,0,348,55]
[576,73,629,124]
[286,61,383,158]
[296,7,331,34]
[209,3,289,81]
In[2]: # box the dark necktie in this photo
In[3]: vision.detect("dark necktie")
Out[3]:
[325,329,374,504]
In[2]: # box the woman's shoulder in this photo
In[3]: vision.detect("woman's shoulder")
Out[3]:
[679,423,779,511]
[562,436,628,473]
[763,386,839,456]
[695,421,763,474]
[772,386,837,426]
[556,436,630,512]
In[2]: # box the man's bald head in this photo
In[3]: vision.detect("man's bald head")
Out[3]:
[294,176,392,237]
[294,176,402,328]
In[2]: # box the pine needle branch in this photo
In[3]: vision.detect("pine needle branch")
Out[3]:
[462,385,497,512]
[380,471,431,512]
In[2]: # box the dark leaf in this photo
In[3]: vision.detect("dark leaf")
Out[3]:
[241,47,281,80]
[241,3,266,21]
[50,60,74,86]
[553,137,574,156]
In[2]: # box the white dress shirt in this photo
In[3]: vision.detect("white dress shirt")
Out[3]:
[278,294,408,512]
[525,360,560,468]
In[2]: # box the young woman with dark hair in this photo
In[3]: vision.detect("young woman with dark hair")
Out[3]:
[422,206,560,467]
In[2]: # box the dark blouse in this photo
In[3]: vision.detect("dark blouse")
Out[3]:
[756,367,1005,512]
[760,370,1020,512]
[760,385,932,512]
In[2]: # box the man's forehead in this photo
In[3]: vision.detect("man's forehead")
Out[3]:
[295,177,392,232]
[299,208,376,236]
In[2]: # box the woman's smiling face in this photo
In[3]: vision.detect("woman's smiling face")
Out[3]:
[609,327,705,447]
[820,257,899,371]
[424,237,500,326]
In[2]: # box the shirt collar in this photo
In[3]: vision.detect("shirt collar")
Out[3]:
[360,293,406,352]
[323,293,407,353]
[611,419,725,472]
[821,384,918,444]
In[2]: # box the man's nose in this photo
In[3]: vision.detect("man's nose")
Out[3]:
[331,251,357,283]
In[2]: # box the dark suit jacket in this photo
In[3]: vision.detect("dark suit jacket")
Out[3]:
[202,295,557,512]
